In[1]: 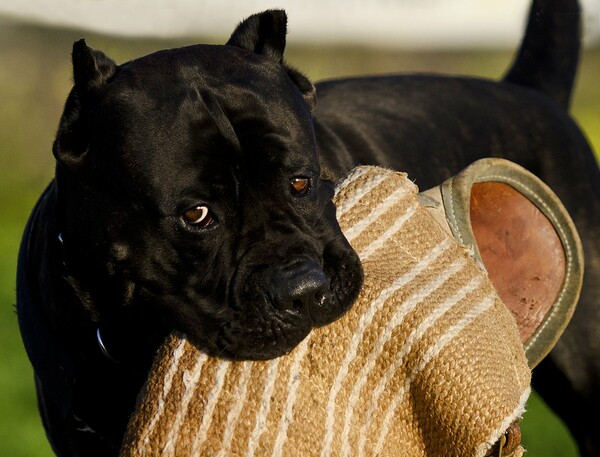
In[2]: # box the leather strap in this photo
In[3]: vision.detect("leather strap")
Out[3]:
[420,157,584,368]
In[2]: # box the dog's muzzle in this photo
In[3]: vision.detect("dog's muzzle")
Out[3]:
[266,257,330,318]
[216,253,352,360]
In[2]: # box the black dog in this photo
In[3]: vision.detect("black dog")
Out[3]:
[17,0,599,455]
[17,15,365,455]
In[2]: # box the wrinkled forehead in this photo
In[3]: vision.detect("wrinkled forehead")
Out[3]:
[88,44,317,193]
[104,45,310,128]
[95,44,315,156]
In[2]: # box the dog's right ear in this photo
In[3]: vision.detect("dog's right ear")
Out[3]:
[53,39,118,167]
[226,10,288,63]
[227,10,317,111]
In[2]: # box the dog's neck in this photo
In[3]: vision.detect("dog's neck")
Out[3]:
[58,231,121,363]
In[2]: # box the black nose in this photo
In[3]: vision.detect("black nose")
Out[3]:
[270,259,329,316]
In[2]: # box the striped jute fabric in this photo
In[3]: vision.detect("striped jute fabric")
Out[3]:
[121,166,531,457]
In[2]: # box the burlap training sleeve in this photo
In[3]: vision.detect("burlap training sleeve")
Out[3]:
[121,165,530,457]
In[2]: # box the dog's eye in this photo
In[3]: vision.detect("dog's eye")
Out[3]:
[182,205,215,228]
[290,177,311,196]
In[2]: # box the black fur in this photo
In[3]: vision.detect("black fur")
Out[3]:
[16,0,599,455]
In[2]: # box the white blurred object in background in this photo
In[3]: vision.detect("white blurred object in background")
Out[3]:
[0,0,597,48]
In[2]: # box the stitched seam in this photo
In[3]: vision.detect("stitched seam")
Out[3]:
[446,177,466,244]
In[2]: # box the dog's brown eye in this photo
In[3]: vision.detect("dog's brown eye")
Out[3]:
[182,205,214,228]
[291,177,310,196]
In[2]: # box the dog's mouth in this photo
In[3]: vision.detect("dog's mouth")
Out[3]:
[216,308,313,360]
[192,244,363,361]
[127,226,363,361]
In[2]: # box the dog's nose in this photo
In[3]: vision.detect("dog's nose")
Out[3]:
[270,259,329,316]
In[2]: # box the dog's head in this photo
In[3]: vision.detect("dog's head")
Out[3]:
[52,10,363,360]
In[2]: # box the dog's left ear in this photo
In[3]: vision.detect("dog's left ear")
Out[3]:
[227,10,316,111]
[53,39,118,168]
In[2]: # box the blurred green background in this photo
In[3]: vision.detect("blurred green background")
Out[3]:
[1,18,598,457]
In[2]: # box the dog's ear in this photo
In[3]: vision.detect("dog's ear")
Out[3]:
[72,39,118,92]
[53,39,118,167]
[226,10,288,62]
[227,10,316,111]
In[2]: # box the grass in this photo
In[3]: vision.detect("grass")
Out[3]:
[0,18,597,457]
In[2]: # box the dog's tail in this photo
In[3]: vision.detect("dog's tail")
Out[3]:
[503,0,581,109]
